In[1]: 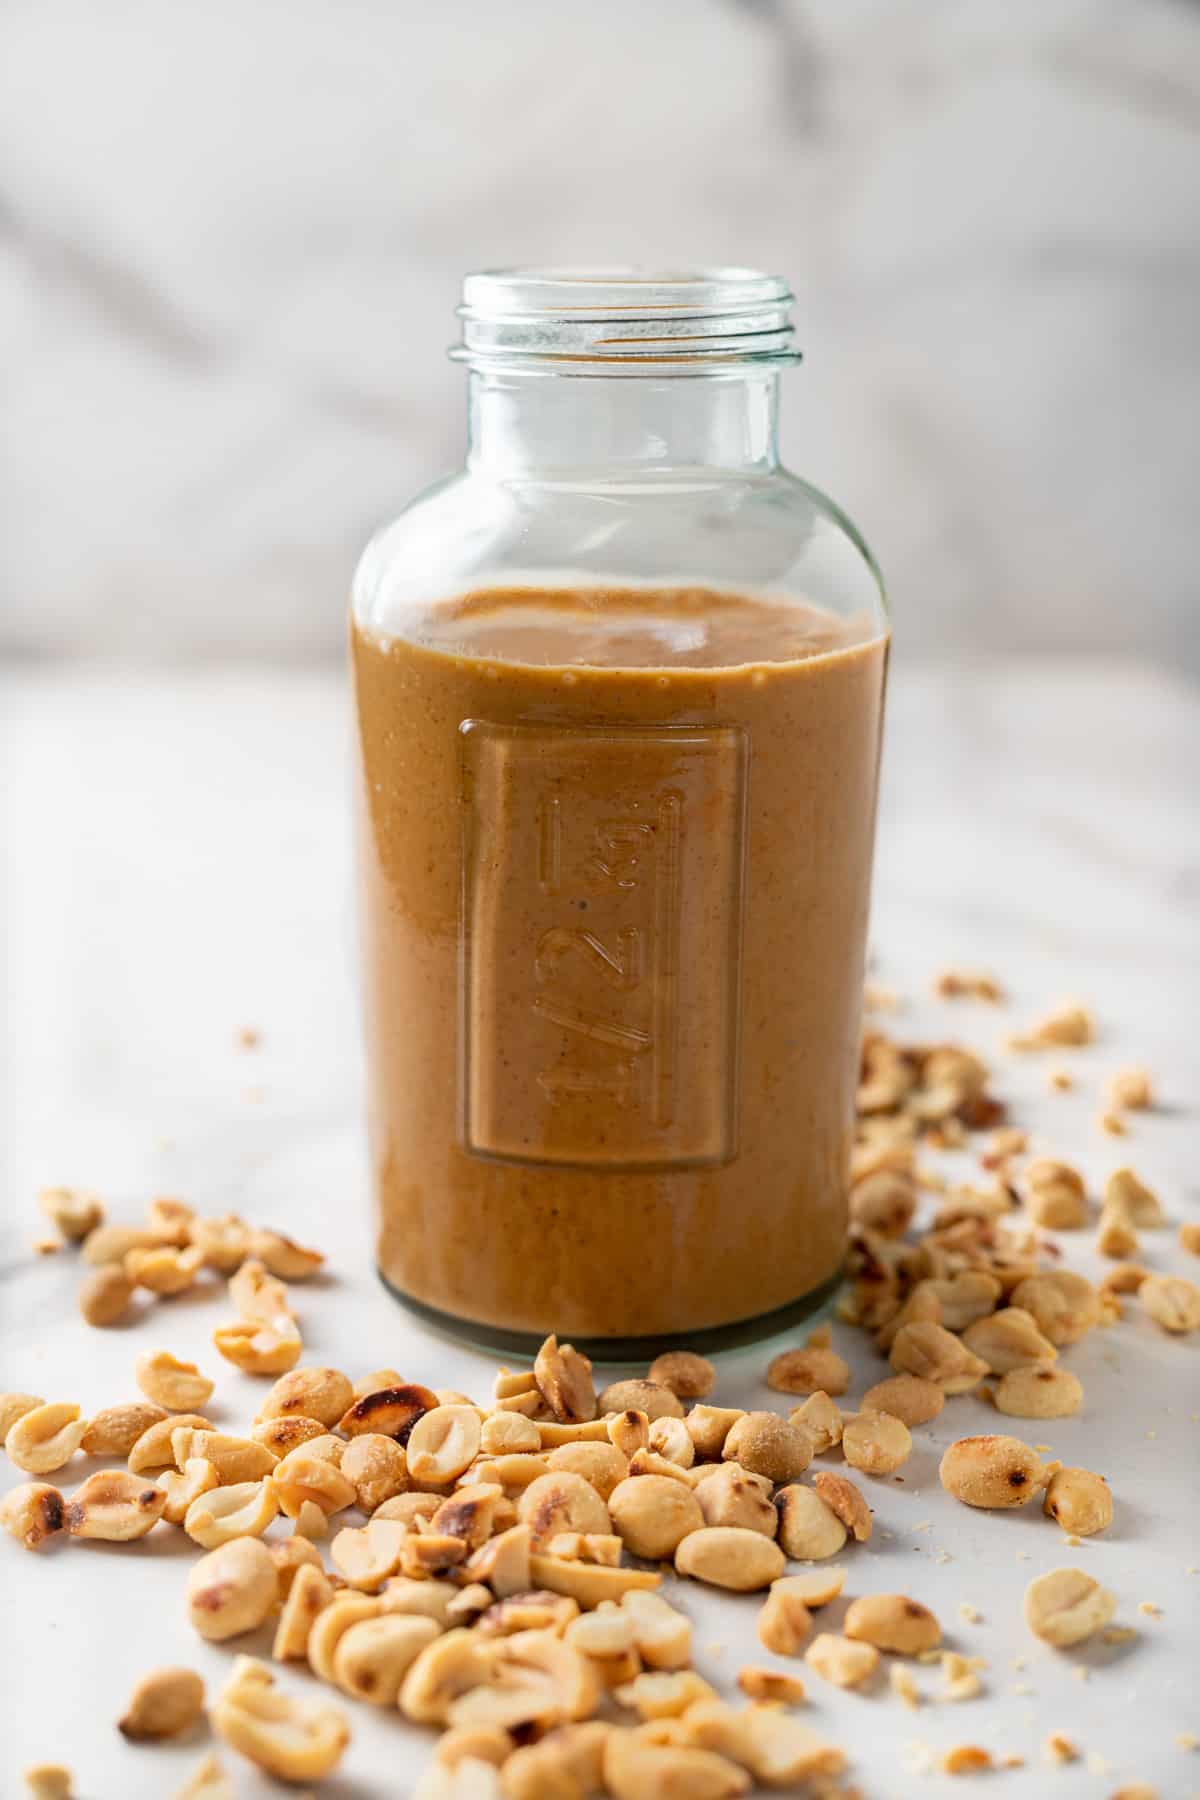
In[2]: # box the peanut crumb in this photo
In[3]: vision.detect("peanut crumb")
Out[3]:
[1101,1627,1138,1645]
[1098,1110,1127,1137]
[890,1664,921,1709]
[1138,1600,1162,1617]
[236,1026,261,1049]
[940,1744,992,1775]
[958,1603,982,1624]
[1045,1732,1079,1764]
[1047,1067,1074,1091]
[1084,1750,1109,1775]
[1177,1733,1199,1751]
[32,1238,62,1256]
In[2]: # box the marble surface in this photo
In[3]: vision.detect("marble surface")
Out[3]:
[2,0,1199,668]
[1,658,1199,1798]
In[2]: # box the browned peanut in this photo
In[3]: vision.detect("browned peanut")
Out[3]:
[939,1435,1048,1509]
[7,1403,88,1475]
[80,1402,168,1458]
[675,1526,785,1592]
[596,1380,683,1422]
[684,1405,744,1459]
[758,1582,813,1656]
[546,1441,629,1500]
[257,1366,353,1427]
[0,1394,44,1446]
[646,1350,715,1399]
[1,1482,66,1550]
[245,1228,324,1281]
[64,1470,166,1540]
[788,1390,844,1452]
[1043,1467,1113,1536]
[845,1593,941,1654]
[78,1266,135,1327]
[774,1484,846,1560]
[993,1365,1083,1420]
[1141,1273,1200,1334]
[39,1187,104,1240]
[889,1321,988,1393]
[188,1213,250,1272]
[118,1667,205,1740]
[804,1632,879,1688]
[695,1464,776,1537]
[519,1471,611,1545]
[340,1432,409,1513]
[81,1223,158,1266]
[533,1334,596,1423]
[186,1537,277,1640]
[842,1410,911,1476]
[811,1470,872,1542]
[338,1381,438,1441]
[127,1412,212,1474]
[1009,1271,1100,1346]
[213,1315,302,1376]
[135,1352,214,1412]
[251,1415,327,1458]
[608,1475,703,1560]
[722,1412,811,1484]
[859,1373,944,1426]
[766,1346,850,1397]
[125,1244,204,1295]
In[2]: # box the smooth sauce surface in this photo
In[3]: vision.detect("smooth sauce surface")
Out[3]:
[352,585,887,1341]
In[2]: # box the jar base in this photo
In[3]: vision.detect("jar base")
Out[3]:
[376,1266,845,1365]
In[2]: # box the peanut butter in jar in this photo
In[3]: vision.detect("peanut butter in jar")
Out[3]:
[351,271,889,1352]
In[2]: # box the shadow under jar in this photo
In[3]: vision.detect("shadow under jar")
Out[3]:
[351,268,888,1356]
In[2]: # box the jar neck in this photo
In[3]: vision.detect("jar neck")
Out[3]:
[466,367,781,477]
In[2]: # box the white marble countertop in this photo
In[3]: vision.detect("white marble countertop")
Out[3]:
[1,658,1198,1799]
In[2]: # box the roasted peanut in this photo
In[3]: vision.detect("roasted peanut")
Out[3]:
[811,1470,872,1542]
[533,1334,596,1422]
[596,1379,684,1422]
[789,1389,844,1451]
[939,1435,1048,1509]
[758,1582,813,1656]
[38,1187,103,1240]
[78,1265,136,1326]
[270,1448,357,1519]
[22,1766,74,1799]
[245,1227,324,1281]
[608,1474,703,1560]
[774,1483,847,1560]
[674,1524,785,1592]
[338,1431,409,1513]
[520,1471,611,1545]
[889,1321,988,1392]
[528,1553,662,1610]
[466,1522,532,1599]
[173,1428,276,1483]
[1024,1567,1117,1645]
[1043,1467,1113,1536]
[766,1346,850,1397]
[403,1405,483,1485]
[159,1457,221,1525]
[1010,1271,1100,1345]
[7,1403,87,1475]
[252,1414,327,1458]
[119,1666,206,1740]
[961,1306,1058,1374]
[805,1632,879,1688]
[63,1469,166,1540]
[257,1365,353,1427]
[127,1412,212,1473]
[842,1409,911,1476]
[1141,1273,1200,1334]
[79,1402,167,1459]
[1024,1159,1088,1230]
[144,1196,195,1244]
[684,1405,744,1459]
[187,1213,249,1272]
[1179,1221,1200,1256]
[859,1373,944,1426]
[186,1536,278,1640]
[1106,1167,1164,1227]
[269,1534,323,1598]
[845,1593,941,1654]
[273,1560,335,1660]
[647,1415,695,1469]
[81,1223,159,1266]
[213,1314,302,1375]
[850,1169,917,1237]
[333,1613,443,1705]
[695,1463,777,1537]
[619,1589,691,1670]
[212,1655,349,1781]
[646,1349,715,1399]
[136,1351,214,1412]
[546,1440,630,1500]
[993,1365,1083,1419]
[722,1411,812,1484]
[125,1243,204,1295]
[0,1394,44,1447]
[603,1733,749,1800]
[184,1478,278,1548]
[481,1412,541,1457]
[1,1482,66,1550]
[1097,1202,1139,1259]
[338,1381,438,1441]
[173,1754,232,1800]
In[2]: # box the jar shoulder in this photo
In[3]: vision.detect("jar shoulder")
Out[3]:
[352,466,885,643]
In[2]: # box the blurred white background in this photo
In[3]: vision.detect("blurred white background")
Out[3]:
[1,0,1198,668]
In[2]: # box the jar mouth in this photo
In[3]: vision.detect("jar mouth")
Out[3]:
[453,266,800,370]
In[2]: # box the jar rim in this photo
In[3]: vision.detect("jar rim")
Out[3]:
[453,266,800,370]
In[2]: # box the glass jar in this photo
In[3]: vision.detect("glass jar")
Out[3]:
[351,268,888,1354]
